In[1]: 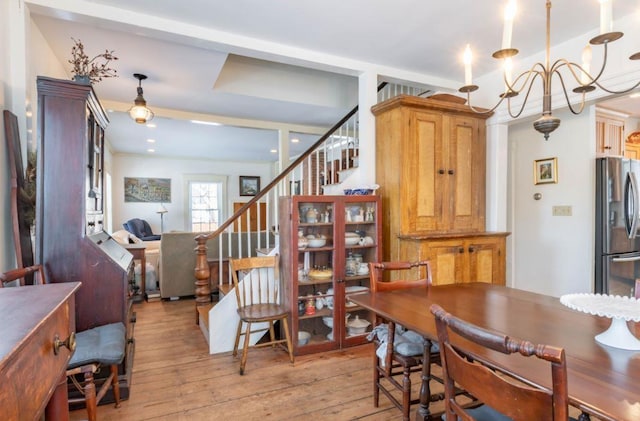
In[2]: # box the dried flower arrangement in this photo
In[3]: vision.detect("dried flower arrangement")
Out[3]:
[68,38,118,83]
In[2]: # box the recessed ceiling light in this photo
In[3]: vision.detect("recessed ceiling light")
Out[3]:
[147,138,156,143]
[630,92,640,99]
[190,120,221,126]
[107,109,114,113]
[146,123,156,128]
[270,149,278,153]
[147,148,155,153]
[291,138,300,143]
[25,111,32,117]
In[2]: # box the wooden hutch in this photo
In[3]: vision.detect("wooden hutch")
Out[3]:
[35,76,135,399]
[372,94,509,285]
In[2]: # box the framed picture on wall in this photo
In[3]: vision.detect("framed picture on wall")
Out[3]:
[534,157,558,185]
[239,176,260,196]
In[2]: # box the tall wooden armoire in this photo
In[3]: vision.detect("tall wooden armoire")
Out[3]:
[373,94,509,285]
[35,76,135,399]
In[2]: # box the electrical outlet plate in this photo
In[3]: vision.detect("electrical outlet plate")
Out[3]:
[552,205,572,216]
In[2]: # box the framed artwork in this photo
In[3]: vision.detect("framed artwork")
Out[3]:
[239,176,260,196]
[534,157,558,185]
[124,177,171,202]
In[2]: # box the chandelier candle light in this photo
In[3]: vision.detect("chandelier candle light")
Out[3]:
[459,0,640,140]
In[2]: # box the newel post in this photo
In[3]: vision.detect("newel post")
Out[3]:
[194,234,211,324]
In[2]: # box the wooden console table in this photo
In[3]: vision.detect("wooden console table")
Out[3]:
[125,244,146,302]
[0,282,80,420]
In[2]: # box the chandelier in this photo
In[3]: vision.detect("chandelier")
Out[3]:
[460,0,640,140]
[128,73,155,124]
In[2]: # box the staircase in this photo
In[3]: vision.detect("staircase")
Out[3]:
[195,82,431,353]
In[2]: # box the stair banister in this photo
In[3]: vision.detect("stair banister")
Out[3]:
[193,82,389,321]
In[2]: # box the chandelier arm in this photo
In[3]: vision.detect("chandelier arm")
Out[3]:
[551,59,588,86]
[506,72,542,119]
[464,92,509,115]
[592,79,640,95]
[554,71,586,115]
[588,41,611,86]
[504,63,545,95]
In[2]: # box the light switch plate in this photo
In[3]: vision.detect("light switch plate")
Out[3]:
[552,205,572,216]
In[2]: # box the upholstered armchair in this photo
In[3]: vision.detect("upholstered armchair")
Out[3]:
[123,218,161,241]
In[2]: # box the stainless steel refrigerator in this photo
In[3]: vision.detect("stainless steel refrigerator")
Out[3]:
[595,157,640,296]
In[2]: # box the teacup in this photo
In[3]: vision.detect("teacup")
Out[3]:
[357,266,369,275]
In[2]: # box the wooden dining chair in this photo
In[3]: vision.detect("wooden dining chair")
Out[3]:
[1,264,125,421]
[430,303,574,421]
[368,260,441,421]
[231,255,294,375]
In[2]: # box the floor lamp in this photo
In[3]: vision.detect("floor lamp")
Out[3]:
[157,203,168,233]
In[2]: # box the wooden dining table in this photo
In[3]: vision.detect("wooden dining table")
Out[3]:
[348,282,640,421]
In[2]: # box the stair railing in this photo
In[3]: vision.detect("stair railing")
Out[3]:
[193,82,431,320]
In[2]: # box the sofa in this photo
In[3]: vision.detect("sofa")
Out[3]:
[158,231,275,298]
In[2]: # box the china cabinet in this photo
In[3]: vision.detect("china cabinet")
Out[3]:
[279,195,381,355]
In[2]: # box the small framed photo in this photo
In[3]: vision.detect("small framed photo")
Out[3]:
[534,157,558,185]
[239,176,260,196]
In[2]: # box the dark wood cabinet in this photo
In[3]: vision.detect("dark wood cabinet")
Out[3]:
[279,195,381,355]
[35,76,135,399]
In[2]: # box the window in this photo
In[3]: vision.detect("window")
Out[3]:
[185,175,227,232]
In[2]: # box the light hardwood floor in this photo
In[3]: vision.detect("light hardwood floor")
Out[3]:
[70,298,412,421]
[70,298,589,421]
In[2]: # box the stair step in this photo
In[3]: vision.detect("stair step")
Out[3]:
[219,283,234,298]
[197,304,214,330]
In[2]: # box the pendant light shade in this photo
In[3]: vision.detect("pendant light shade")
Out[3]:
[128,73,154,124]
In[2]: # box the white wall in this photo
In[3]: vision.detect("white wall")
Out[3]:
[111,154,274,233]
[0,0,12,270]
[508,108,596,297]
[1,3,69,271]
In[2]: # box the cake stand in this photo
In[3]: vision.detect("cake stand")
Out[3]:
[560,293,640,350]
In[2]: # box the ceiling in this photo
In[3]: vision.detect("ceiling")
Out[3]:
[28,0,640,160]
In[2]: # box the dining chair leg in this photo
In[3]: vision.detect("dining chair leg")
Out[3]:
[233,320,243,357]
[268,320,276,348]
[281,316,295,364]
[110,364,121,407]
[83,369,97,421]
[240,321,252,375]
[402,366,411,421]
[373,352,380,407]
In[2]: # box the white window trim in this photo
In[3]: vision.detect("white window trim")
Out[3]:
[183,174,228,232]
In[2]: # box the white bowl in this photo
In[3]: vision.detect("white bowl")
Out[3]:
[347,316,371,335]
[357,266,370,275]
[307,238,327,248]
[322,313,350,328]
[298,331,311,346]
[345,236,360,246]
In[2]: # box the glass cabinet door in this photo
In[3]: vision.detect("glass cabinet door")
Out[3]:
[293,199,337,351]
[342,197,379,344]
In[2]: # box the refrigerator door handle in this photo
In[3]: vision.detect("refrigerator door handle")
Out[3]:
[625,171,640,239]
[612,255,640,263]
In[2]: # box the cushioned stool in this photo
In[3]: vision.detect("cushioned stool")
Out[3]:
[67,322,126,421]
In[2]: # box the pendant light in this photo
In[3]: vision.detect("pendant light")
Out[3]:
[128,73,154,124]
